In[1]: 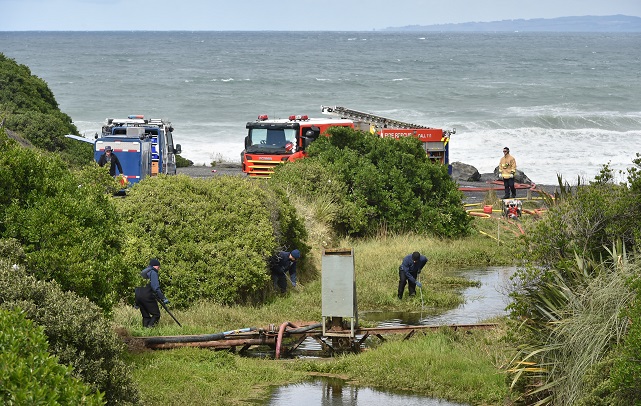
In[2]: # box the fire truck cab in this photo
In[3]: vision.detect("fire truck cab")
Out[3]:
[241,114,353,177]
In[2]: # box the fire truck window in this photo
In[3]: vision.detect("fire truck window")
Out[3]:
[251,129,268,145]
[266,130,286,146]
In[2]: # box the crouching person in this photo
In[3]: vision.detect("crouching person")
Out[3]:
[135,258,170,328]
[270,249,300,294]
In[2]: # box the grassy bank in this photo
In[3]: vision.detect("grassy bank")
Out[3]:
[115,223,521,405]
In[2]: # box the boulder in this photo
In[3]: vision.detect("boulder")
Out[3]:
[451,161,481,182]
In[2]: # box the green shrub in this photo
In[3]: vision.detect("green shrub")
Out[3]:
[0,263,141,405]
[270,126,470,238]
[523,168,635,271]
[175,154,192,168]
[0,307,104,405]
[0,52,86,166]
[0,140,127,312]
[610,271,641,403]
[0,54,62,115]
[116,175,308,307]
[5,110,77,151]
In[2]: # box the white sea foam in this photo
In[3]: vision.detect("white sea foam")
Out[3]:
[3,31,638,185]
[451,127,641,184]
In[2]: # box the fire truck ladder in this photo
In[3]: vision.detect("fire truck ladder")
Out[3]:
[320,105,431,130]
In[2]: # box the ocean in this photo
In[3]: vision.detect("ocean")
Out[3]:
[1,31,640,184]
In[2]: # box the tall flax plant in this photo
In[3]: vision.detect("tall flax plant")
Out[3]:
[507,242,634,405]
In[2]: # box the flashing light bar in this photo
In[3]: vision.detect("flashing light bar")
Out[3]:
[258,115,269,121]
[128,115,144,119]
[288,115,309,121]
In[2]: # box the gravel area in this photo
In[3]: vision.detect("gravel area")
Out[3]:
[177,163,558,205]
[177,162,244,178]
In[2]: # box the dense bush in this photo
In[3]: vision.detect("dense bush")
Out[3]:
[270,126,470,237]
[0,53,86,162]
[0,307,104,405]
[0,136,127,312]
[5,110,77,151]
[507,161,641,404]
[116,175,308,307]
[610,271,641,403]
[0,262,141,405]
[0,54,61,115]
[524,165,639,271]
[175,153,193,168]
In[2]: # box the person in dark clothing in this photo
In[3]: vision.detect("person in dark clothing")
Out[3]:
[398,251,428,299]
[270,249,300,294]
[97,145,124,177]
[134,258,170,328]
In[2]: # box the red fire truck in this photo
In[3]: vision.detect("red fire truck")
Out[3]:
[241,106,454,178]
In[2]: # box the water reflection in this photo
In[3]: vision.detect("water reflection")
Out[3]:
[268,377,465,406]
[263,267,514,405]
[362,266,515,326]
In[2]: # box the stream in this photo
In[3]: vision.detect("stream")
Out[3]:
[263,266,515,405]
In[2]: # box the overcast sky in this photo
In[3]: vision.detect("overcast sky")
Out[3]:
[2,0,640,31]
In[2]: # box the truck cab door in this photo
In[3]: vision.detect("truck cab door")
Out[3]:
[301,125,320,151]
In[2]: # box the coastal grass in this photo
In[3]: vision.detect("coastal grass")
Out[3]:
[127,348,307,405]
[115,220,520,404]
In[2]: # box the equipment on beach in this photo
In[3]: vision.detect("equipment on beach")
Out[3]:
[502,199,522,219]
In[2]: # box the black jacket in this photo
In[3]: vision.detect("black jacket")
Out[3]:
[98,152,123,176]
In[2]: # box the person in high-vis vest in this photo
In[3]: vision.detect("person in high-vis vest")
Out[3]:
[499,146,517,199]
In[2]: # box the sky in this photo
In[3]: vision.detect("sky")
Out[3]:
[1,0,640,31]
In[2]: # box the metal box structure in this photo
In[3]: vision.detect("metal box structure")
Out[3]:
[321,248,358,337]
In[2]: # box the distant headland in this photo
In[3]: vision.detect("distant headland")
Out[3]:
[381,15,641,32]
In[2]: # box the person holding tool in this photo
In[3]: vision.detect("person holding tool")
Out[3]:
[270,249,300,294]
[397,251,428,299]
[135,258,170,328]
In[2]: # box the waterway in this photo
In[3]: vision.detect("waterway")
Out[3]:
[263,266,514,405]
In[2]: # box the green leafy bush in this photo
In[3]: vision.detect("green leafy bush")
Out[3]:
[0,307,104,405]
[0,54,62,115]
[610,271,641,403]
[5,110,77,151]
[0,53,90,166]
[116,175,308,306]
[270,126,470,237]
[523,168,635,271]
[0,139,127,312]
[506,161,641,404]
[175,154,193,168]
[0,263,141,405]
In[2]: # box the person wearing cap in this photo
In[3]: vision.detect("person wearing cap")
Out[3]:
[134,258,170,328]
[398,251,428,299]
[499,146,517,199]
[97,145,124,177]
[270,249,301,294]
